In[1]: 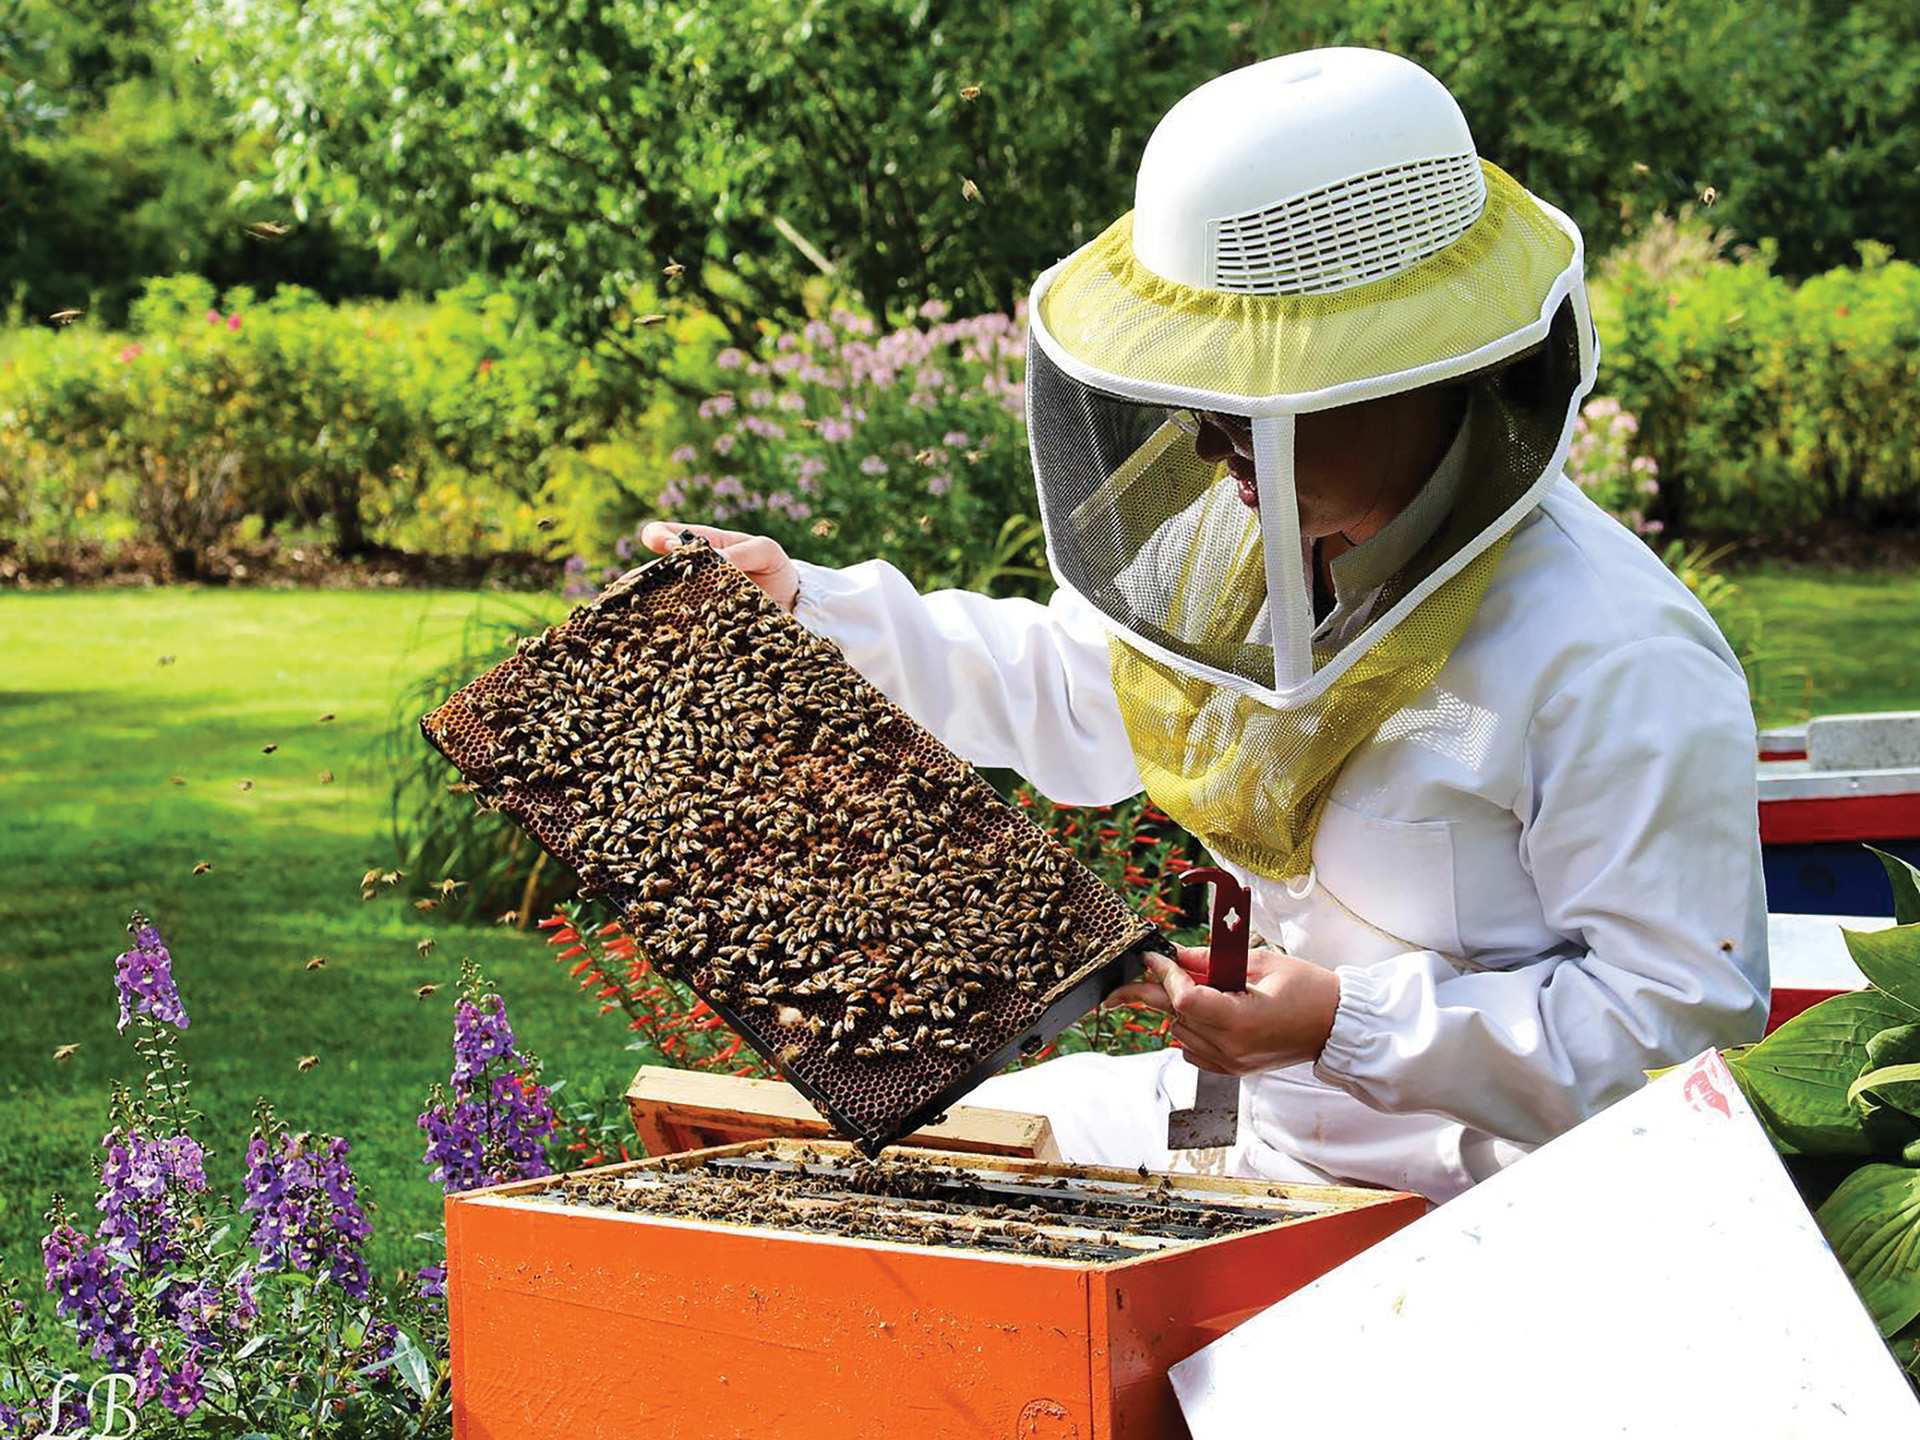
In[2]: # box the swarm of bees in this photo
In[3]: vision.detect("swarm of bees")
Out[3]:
[422,541,1153,1143]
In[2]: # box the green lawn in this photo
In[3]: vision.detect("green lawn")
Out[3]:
[0,587,622,1297]
[1735,565,1920,729]
[0,568,1913,1305]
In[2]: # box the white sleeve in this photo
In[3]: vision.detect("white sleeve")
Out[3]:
[1312,635,1771,1145]
[788,557,1146,806]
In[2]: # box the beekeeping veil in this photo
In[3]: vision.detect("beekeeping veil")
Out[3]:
[1027,47,1596,880]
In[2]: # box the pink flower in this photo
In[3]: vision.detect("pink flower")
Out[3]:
[117,344,144,364]
[918,299,951,322]
[820,418,853,444]
[777,392,806,413]
[713,433,736,455]
[859,455,889,476]
[747,389,774,409]
[942,430,970,447]
[697,393,736,419]
[226,314,242,332]
[205,310,221,326]
[928,473,952,496]
[671,444,698,464]
[716,348,746,370]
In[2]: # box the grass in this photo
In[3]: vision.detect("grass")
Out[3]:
[1734,564,1920,729]
[0,586,626,1301]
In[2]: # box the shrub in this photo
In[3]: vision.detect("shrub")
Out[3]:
[1605,246,1920,536]
[0,277,637,569]
[576,302,1047,599]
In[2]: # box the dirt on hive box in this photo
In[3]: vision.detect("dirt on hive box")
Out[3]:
[523,1143,1302,1263]
[420,538,1163,1155]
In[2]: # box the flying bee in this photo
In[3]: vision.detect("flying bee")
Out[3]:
[438,877,466,897]
[48,309,83,325]
[416,938,436,957]
[168,775,186,786]
[318,770,335,784]
[297,1055,319,1071]
[663,258,685,279]
[413,898,438,912]
[416,983,440,999]
[238,779,255,792]
[244,219,291,239]
[318,712,335,723]
[960,176,983,204]
[191,861,213,876]
[306,955,327,971]
[637,313,667,327]
[958,83,982,101]
[52,1043,80,1063]
[261,743,278,754]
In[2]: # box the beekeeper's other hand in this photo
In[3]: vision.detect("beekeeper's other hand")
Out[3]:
[1105,946,1341,1076]
[637,521,800,612]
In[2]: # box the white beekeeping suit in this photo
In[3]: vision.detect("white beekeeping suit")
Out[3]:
[787,47,1769,1202]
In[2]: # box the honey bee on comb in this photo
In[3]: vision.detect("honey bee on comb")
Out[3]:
[419,539,1159,1154]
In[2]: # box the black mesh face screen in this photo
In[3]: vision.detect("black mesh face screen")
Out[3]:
[1027,336,1275,688]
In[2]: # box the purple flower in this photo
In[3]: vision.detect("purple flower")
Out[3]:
[928,473,952,497]
[670,444,698,464]
[697,393,736,419]
[451,997,517,1086]
[819,417,853,444]
[713,432,736,456]
[96,1129,207,1276]
[43,1220,138,1368]
[114,914,189,1033]
[859,455,888,476]
[416,1263,447,1301]
[134,1341,166,1406]
[232,1264,259,1324]
[242,1133,373,1299]
[942,430,970,447]
[918,299,951,322]
[715,348,746,370]
[161,1351,204,1417]
[777,392,806,413]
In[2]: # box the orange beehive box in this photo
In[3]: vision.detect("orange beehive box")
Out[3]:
[446,1140,1421,1440]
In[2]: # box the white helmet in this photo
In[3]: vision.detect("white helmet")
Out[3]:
[1026,46,1596,705]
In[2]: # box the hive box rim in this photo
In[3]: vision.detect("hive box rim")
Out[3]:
[445,1137,1417,1273]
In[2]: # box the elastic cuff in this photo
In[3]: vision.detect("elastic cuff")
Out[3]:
[1312,962,1391,1093]
[788,558,858,637]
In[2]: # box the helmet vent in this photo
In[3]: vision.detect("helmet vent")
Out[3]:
[1208,152,1485,296]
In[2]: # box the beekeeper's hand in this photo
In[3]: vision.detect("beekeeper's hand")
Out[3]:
[1104,946,1341,1076]
[637,521,800,612]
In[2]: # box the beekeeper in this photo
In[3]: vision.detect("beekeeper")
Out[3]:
[642,47,1769,1202]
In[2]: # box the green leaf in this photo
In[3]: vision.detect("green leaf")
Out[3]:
[1869,846,1920,926]
[389,1327,431,1400]
[1730,990,1918,1155]
[1817,1163,1920,1338]
[1850,1064,1920,1116]
[1843,923,1920,1016]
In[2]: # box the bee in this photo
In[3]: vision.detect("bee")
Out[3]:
[1700,184,1719,206]
[637,313,668,327]
[959,176,983,204]
[536,516,559,532]
[52,1043,80,1062]
[415,983,440,999]
[297,1055,319,1072]
[244,219,291,239]
[157,655,176,666]
[48,309,83,325]
[191,861,213,876]
[318,769,335,784]
[663,258,685,279]
[413,898,439,912]
[360,868,384,890]
[167,774,186,786]
[958,83,982,101]
[447,780,478,795]
[381,870,404,886]
[438,877,466,897]
[238,779,255,792]
[305,955,327,971]
[416,938,436,956]
[318,712,335,723]
[261,742,278,755]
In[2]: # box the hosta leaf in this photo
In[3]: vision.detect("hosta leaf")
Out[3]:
[1731,990,1918,1155]
[1842,923,1920,1017]
[1851,1064,1920,1117]
[1817,1163,1920,1338]
[1868,846,1920,926]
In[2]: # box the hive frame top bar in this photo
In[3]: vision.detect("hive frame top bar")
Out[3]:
[421,538,1163,1153]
